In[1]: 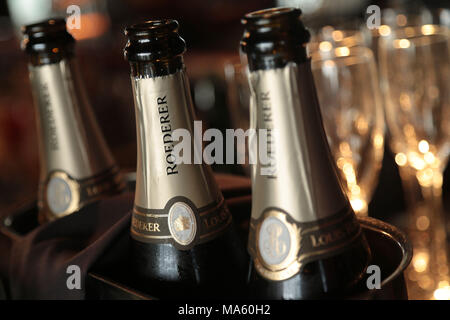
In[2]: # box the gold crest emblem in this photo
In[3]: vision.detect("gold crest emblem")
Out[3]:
[174,215,191,232]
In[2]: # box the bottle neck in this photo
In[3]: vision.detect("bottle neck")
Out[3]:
[22,19,75,66]
[243,43,308,72]
[241,8,364,283]
[29,57,116,180]
[246,59,363,283]
[240,8,310,72]
[29,57,124,222]
[130,67,221,211]
[129,56,184,78]
[130,66,232,250]
[248,60,349,223]
[26,43,74,66]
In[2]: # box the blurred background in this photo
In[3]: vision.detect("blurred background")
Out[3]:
[0,0,450,299]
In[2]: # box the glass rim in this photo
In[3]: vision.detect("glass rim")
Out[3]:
[371,12,431,34]
[378,24,450,47]
[309,28,365,49]
[310,45,374,64]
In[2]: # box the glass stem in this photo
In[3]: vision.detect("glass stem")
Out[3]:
[420,180,449,284]
[399,165,449,299]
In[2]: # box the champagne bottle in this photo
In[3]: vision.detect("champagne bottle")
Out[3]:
[241,8,371,299]
[124,19,248,298]
[22,19,125,223]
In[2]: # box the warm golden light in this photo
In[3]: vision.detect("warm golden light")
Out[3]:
[416,215,430,231]
[408,269,418,281]
[335,46,350,57]
[408,152,426,171]
[434,172,443,189]
[413,252,429,273]
[350,198,367,213]
[379,25,391,36]
[373,133,384,149]
[399,93,412,111]
[322,25,335,35]
[336,157,346,169]
[342,162,356,184]
[356,116,368,135]
[332,30,344,41]
[394,38,411,49]
[404,27,415,37]
[418,140,429,153]
[396,14,407,27]
[424,152,435,164]
[339,142,351,156]
[421,24,435,36]
[319,41,332,52]
[395,153,407,166]
[403,124,415,138]
[433,286,450,300]
[418,275,434,290]
[323,60,336,68]
[417,168,434,186]
[346,175,356,186]
[438,265,449,276]
[350,184,361,195]
[68,13,110,40]
[338,156,366,214]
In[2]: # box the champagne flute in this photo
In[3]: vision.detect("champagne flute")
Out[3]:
[309,27,368,53]
[310,43,385,216]
[379,24,450,299]
[365,9,437,65]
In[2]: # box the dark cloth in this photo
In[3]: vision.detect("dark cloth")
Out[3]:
[9,192,134,299]
[1,173,250,299]
[0,234,11,277]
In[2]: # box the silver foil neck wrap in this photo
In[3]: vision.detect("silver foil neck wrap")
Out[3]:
[248,61,349,223]
[131,70,221,210]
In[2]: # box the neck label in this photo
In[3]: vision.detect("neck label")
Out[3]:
[157,95,178,175]
[131,197,231,250]
[249,207,363,281]
[247,62,363,280]
[131,71,221,211]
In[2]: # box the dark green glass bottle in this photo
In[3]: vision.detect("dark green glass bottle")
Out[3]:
[22,19,124,223]
[124,20,248,299]
[241,8,371,299]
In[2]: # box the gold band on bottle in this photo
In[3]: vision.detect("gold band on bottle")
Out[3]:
[247,62,361,280]
[129,69,228,249]
[131,196,232,250]
[38,166,125,223]
[29,58,123,223]
[248,206,362,281]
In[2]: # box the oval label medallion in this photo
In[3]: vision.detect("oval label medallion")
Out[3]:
[168,202,197,246]
[258,216,291,266]
[47,176,73,215]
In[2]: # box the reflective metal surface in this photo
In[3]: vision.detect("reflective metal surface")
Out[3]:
[247,62,348,223]
[29,59,116,180]
[131,71,221,210]
[29,59,123,221]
